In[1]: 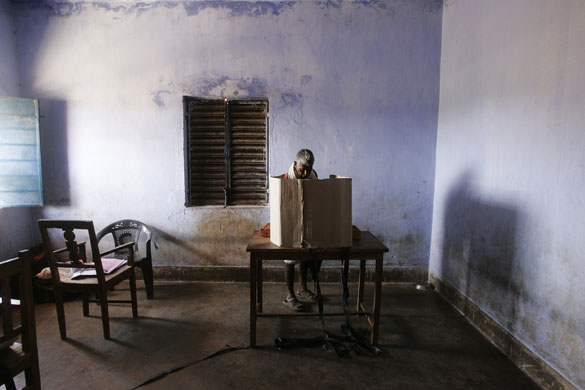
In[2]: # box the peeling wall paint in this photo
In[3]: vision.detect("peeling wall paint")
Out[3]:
[19,0,442,19]
[182,1,297,17]
[280,91,302,107]
[191,76,268,98]
[431,0,585,387]
[151,89,170,108]
[24,1,297,18]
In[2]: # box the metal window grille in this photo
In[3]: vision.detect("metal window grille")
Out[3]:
[184,97,268,206]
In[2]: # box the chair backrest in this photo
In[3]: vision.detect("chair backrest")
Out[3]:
[96,219,152,259]
[0,250,38,363]
[38,220,107,284]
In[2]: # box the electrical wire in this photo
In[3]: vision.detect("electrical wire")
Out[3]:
[131,252,381,389]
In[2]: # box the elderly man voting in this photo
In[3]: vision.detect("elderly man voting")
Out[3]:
[281,149,322,311]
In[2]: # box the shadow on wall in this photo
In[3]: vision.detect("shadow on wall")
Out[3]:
[439,170,523,332]
[39,99,70,205]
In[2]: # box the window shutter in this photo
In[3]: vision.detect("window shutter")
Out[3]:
[187,100,226,206]
[229,101,268,205]
[185,97,268,206]
[0,97,43,208]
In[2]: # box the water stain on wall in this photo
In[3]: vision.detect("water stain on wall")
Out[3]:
[31,1,297,19]
[352,0,387,9]
[30,1,157,18]
[30,1,84,17]
[191,76,268,98]
[320,0,342,10]
[183,1,297,17]
[278,91,305,127]
[236,77,268,97]
[280,91,302,107]
[316,0,442,17]
[151,89,170,108]
[181,211,260,265]
[389,231,425,265]
[195,76,230,96]
[319,0,387,11]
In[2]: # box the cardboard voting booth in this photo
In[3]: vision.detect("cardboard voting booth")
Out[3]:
[269,175,352,248]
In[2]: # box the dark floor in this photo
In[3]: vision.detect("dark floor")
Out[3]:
[17,281,540,390]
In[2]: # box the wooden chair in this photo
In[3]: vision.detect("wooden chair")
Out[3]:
[0,250,41,390]
[97,220,155,299]
[38,220,138,340]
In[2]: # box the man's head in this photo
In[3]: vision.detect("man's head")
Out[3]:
[294,149,315,179]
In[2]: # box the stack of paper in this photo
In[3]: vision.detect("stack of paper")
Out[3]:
[71,258,126,279]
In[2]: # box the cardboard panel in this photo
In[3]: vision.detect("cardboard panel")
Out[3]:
[269,174,352,248]
[302,176,352,248]
[269,175,303,247]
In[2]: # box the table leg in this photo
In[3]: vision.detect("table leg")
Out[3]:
[250,253,257,348]
[371,254,383,345]
[257,258,263,313]
[357,259,366,312]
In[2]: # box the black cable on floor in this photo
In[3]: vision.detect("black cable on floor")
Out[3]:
[131,252,381,389]
[130,344,276,389]
[275,250,382,357]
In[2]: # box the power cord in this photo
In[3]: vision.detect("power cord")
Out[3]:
[131,252,381,389]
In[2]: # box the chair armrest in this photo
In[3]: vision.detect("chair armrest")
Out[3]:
[100,241,135,257]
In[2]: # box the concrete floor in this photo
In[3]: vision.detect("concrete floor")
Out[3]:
[18,280,540,389]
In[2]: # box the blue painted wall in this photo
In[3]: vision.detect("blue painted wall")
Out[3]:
[11,0,442,271]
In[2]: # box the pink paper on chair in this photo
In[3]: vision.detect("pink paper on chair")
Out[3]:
[71,258,126,279]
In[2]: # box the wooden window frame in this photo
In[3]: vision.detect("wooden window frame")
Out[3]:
[183,96,269,207]
[0,97,43,208]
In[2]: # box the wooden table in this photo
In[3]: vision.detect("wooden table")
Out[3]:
[246,231,389,347]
